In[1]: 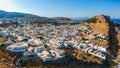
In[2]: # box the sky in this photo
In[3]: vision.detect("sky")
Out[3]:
[0,0,120,18]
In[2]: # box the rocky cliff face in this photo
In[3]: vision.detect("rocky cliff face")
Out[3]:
[108,21,119,57]
[84,14,109,45]
[93,15,110,23]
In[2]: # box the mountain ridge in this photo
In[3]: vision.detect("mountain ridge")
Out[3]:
[0,10,80,24]
[0,10,41,19]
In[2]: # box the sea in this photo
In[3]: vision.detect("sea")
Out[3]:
[111,19,120,29]
[111,19,120,24]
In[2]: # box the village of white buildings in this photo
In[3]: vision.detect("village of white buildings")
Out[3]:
[0,18,109,66]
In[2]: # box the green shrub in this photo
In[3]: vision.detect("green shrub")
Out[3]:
[0,44,5,47]
[44,44,49,48]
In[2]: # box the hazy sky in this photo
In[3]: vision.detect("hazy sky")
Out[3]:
[0,0,120,18]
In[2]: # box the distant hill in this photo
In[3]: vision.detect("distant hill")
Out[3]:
[70,17,89,21]
[52,17,72,21]
[0,10,80,24]
[51,17,74,23]
[0,10,41,19]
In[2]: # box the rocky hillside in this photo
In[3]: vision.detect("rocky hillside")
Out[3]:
[84,14,120,58]
[84,15,120,68]
[84,15,109,47]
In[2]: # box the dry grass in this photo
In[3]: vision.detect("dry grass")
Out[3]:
[83,22,109,47]
[71,49,104,63]
[90,40,108,47]
[116,31,120,58]
[0,37,6,42]
[0,46,14,68]
[117,31,120,46]
[84,22,109,35]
